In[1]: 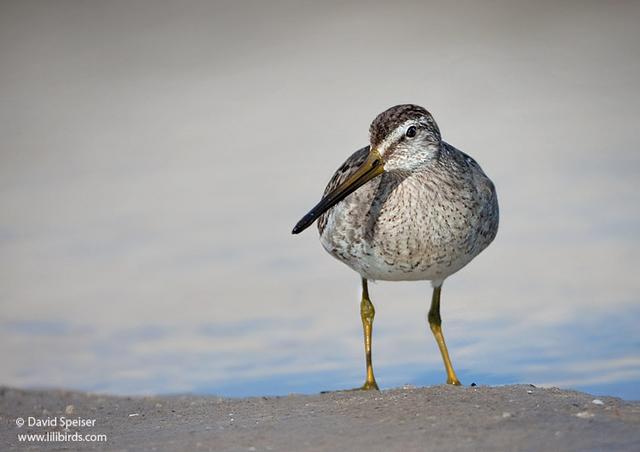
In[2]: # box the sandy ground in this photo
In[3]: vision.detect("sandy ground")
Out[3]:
[1,385,639,451]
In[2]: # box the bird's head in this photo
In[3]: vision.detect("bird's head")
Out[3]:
[369,104,441,172]
[292,104,440,234]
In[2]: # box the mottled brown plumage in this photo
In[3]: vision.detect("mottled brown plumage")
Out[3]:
[294,104,499,389]
[318,106,498,284]
[317,146,370,233]
[369,104,440,149]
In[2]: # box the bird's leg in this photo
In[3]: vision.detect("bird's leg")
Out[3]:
[428,285,461,385]
[359,278,379,390]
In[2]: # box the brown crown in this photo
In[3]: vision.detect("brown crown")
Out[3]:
[369,104,439,147]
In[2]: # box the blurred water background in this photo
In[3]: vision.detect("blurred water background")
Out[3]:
[1,1,639,399]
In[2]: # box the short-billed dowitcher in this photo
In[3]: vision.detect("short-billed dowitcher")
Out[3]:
[292,104,499,390]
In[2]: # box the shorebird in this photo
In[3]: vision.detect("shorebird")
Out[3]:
[292,104,499,390]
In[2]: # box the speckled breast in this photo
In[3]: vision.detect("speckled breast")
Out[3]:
[319,169,498,283]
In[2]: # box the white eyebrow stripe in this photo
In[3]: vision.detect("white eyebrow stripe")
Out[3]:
[378,118,422,154]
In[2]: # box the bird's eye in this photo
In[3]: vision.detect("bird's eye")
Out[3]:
[406,126,417,138]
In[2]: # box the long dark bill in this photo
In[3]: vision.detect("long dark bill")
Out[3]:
[291,148,384,234]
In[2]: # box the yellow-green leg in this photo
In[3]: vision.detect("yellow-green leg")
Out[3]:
[428,285,461,385]
[359,278,379,390]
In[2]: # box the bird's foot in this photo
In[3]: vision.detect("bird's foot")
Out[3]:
[323,380,379,393]
[446,377,462,386]
[358,380,380,391]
